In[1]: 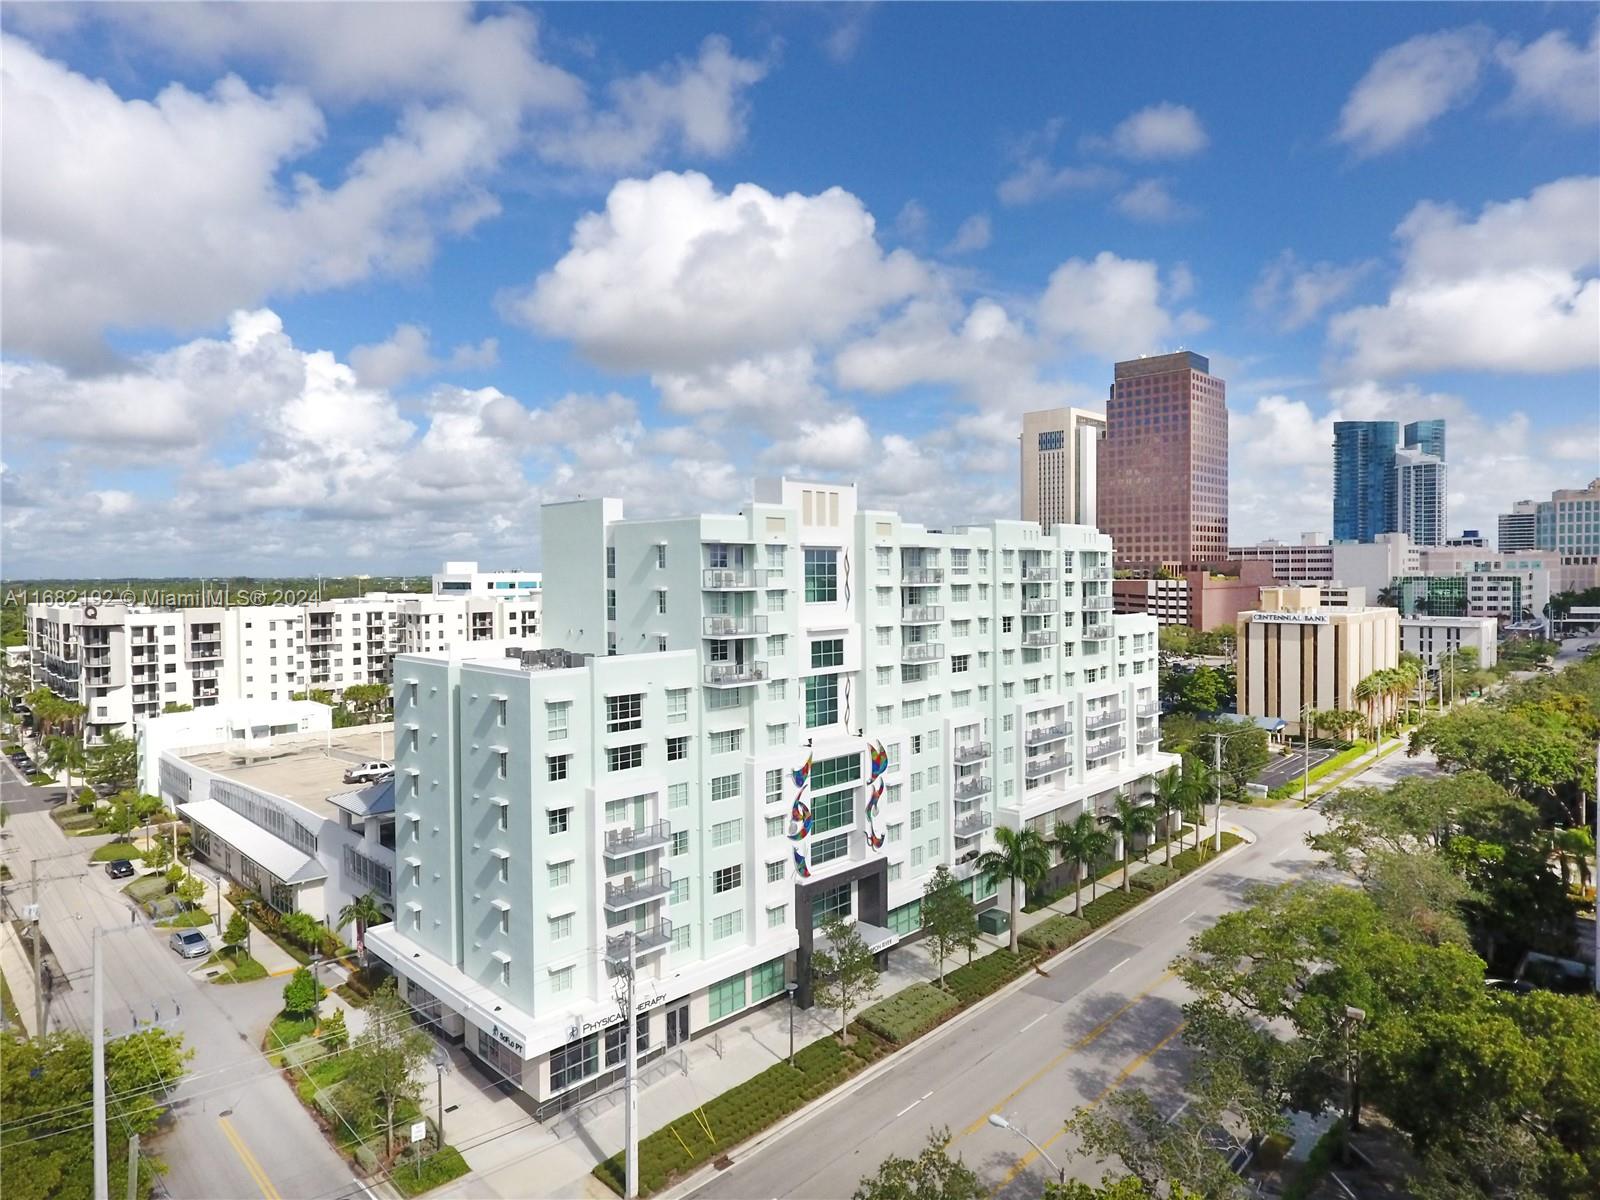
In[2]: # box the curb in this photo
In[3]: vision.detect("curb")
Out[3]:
[1293,740,1407,807]
[659,824,1254,1200]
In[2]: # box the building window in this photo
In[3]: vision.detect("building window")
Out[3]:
[766,860,786,883]
[712,819,743,848]
[496,698,507,726]
[708,973,747,1020]
[812,789,854,835]
[712,865,743,894]
[710,773,740,802]
[548,862,571,888]
[657,591,667,615]
[497,751,508,780]
[812,881,851,927]
[548,808,571,835]
[547,702,569,741]
[607,744,643,772]
[605,1020,650,1068]
[550,913,572,940]
[765,769,785,805]
[666,688,689,723]
[952,654,970,674]
[672,924,692,951]
[709,729,742,754]
[607,590,617,620]
[607,693,643,733]
[768,905,788,928]
[810,638,844,669]
[671,831,689,856]
[497,855,509,882]
[804,549,838,603]
[812,833,849,864]
[551,965,573,994]
[548,755,569,782]
[712,911,743,941]
[750,958,785,1002]
[768,680,787,702]
[805,674,838,728]
[657,544,668,569]
[667,736,689,761]
[550,1032,598,1091]
[767,722,787,748]
[765,815,785,838]
[670,878,690,905]
[668,782,689,809]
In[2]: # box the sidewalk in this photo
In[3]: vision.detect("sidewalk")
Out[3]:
[0,916,39,1036]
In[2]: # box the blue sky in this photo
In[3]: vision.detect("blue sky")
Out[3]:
[2,2,1596,576]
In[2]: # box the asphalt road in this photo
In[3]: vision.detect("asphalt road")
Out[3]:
[684,805,1332,1200]
[1,801,362,1200]
[1253,746,1337,792]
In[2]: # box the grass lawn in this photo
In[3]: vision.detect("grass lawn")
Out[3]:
[0,966,24,1031]
[207,949,268,985]
[266,1011,319,1052]
[857,983,960,1043]
[158,910,212,929]
[89,841,144,862]
[123,875,171,905]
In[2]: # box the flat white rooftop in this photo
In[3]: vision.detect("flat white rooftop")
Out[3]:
[178,727,394,820]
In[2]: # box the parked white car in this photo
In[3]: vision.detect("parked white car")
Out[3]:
[343,761,392,784]
[169,929,211,959]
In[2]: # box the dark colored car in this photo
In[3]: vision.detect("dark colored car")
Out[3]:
[104,859,136,879]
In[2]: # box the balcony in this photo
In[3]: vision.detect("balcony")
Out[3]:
[1136,725,1160,744]
[1022,631,1056,648]
[1086,736,1126,760]
[901,605,944,624]
[704,661,768,687]
[1083,595,1114,611]
[1086,708,1125,730]
[1025,722,1070,746]
[901,642,944,664]
[191,667,217,680]
[604,869,673,911]
[953,775,992,800]
[955,809,994,838]
[1083,623,1115,640]
[703,568,767,590]
[1136,700,1161,718]
[1022,567,1055,582]
[1021,599,1055,614]
[1024,754,1071,778]
[1089,568,1112,581]
[606,919,673,964]
[604,821,673,857]
[703,615,769,638]
[901,568,944,586]
[952,741,991,764]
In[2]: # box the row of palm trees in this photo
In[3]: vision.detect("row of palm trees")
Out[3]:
[978,763,1217,953]
[1352,658,1425,745]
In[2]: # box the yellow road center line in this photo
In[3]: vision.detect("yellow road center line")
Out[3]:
[219,1114,282,1200]
[957,969,1176,1139]
[990,1019,1188,1196]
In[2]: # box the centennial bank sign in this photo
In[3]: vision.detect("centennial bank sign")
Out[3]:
[1252,611,1330,625]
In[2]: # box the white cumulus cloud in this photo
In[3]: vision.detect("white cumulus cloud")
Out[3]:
[1252,251,1377,331]
[1336,26,1492,157]
[1091,102,1209,159]
[1496,20,1600,123]
[945,213,992,254]
[1038,253,1198,360]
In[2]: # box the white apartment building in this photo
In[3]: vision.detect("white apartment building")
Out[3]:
[367,481,1175,1105]
[433,560,544,600]
[1394,448,1447,547]
[1020,407,1105,530]
[1227,536,1333,582]
[1399,617,1498,671]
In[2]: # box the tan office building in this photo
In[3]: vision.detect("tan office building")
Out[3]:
[1236,586,1399,733]
[1020,406,1106,530]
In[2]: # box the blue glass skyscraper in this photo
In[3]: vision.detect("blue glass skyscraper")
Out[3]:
[1403,419,1446,461]
[1332,421,1398,542]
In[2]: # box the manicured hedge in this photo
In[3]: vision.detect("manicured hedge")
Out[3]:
[1019,913,1092,955]
[89,842,143,862]
[390,1146,470,1198]
[858,983,960,1043]
[1081,888,1144,927]
[1170,833,1244,876]
[1130,865,1181,893]
[945,948,1034,1005]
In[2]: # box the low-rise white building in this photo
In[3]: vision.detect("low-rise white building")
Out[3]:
[1399,616,1498,670]
[136,699,333,795]
[367,481,1177,1103]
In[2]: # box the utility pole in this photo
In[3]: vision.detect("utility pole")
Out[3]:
[31,857,44,1039]
[126,1133,140,1200]
[1301,704,1311,807]
[1211,733,1223,852]
[94,928,108,1200]
[623,934,639,1200]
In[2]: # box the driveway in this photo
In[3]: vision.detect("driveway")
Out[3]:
[1253,745,1337,791]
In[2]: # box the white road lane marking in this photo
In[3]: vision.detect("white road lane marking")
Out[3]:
[895,1099,922,1118]
[1019,1012,1049,1034]
[1108,956,1131,974]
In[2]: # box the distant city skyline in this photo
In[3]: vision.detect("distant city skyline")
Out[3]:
[1,5,1594,575]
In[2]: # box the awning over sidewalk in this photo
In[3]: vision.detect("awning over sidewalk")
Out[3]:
[817,920,900,956]
[177,799,327,884]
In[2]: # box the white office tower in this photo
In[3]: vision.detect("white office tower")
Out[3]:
[367,480,1175,1104]
[1394,448,1448,548]
[1020,407,1105,529]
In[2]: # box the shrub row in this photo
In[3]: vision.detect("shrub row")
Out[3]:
[857,983,960,1044]
[390,1147,471,1198]
[1018,914,1092,955]
[228,885,347,961]
[1130,865,1181,893]
[1169,832,1244,876]
[1080,888,1144,926]
[944,948,1034,1005]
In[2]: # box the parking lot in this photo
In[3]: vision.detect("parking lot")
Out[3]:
[1254,745,1339,791]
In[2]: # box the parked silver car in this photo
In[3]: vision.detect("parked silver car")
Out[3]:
[169,929,211,959]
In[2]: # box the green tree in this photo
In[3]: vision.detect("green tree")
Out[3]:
[919,865,979,986]
[1,1028,189,1200]
[144,831,172,871]
[976,825,1051,953]
[86,730,138,792]
[1554,826,1595,893]
[282,910,323,950]
[336,891,388,967]
[342,683,390,723]
[812,913,880,1043]
[160,702,193,714]
[851,1128,983,1200]
[338,979,431,1159]
[1219,727,1270,802]
[43,734,86,795]
[164,863,186,893]
[175,874,206,910]
[282,966,323,1017]
[1151,767,1187,867]
[1101,794,1145,893]
[223,909,250,951]
[1051,810,1111,917]
[102,795,138,842]
[320,1005,350,1053]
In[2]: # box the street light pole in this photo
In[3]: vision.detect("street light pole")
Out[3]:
[1301,703,1312,807]
[987,1113,1064,1185]
[785,981,798,1065]
[1211,732,1223,853]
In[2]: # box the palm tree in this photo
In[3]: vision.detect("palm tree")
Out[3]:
[337,891,388,966]
[1152,768,1186,866]
[45,734,86,797]
[1050,811,1104,918]
[977,826,1051,954]
[1353,672,1383,746]
[1180,756,1214,854]
[1101,793,1145,893]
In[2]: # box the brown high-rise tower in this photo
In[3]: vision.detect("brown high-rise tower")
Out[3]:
[1097,351,1228,568]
